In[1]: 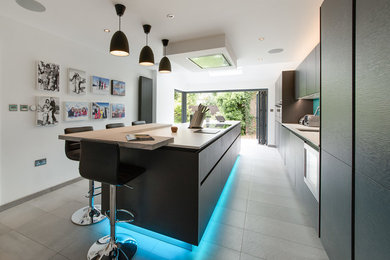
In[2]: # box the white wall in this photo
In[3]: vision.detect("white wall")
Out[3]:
[0,16,152,205]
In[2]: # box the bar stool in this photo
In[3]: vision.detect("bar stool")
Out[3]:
[79,140,145,260]
[64,127,106,226]
[106,123,125,129]
[131,121,146,126]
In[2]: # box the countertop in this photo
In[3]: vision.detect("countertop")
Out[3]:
[282,123,320,149]
[59,121,241,151]
[138,121,241,150]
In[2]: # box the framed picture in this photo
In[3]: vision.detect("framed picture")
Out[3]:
[92,102,109,120]
[64,102,89,121]
[111,103,125,118]
[37,61,60,92]
[111,80,126,96]
[9,104,18,111]
[68,68,87,95]
[20,105,29,111]
[91,76,110,95]
[36,96,60,126]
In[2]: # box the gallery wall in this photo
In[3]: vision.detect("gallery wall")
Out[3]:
[0,15,152,206]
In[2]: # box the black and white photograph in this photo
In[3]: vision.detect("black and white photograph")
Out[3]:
[37,61,60,92]
[68,68,87,95]
[36,96,60,126]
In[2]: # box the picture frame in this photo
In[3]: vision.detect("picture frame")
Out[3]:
[91,102,109,120]
[68,68,87,95]
[111,103,125,119]
[36,96,60,126]
[91,76,110,95]
[64,102,89,121]
[37,61,60,92]
[111,80,126,96]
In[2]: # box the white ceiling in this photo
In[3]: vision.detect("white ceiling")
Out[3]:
[0,0,322,90]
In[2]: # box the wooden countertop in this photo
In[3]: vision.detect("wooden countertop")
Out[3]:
[58,121,241,150]
[58,124,174,150]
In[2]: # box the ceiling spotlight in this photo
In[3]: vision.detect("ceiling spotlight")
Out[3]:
[268,48,284,54]
[258,37,265,41]
[104,29,111,33]
[15,0,46,12]
[159,39,172,73]
[166,14,175,19]
[139,24,155,66]
[110,4,129,57]
[258,58,263,61]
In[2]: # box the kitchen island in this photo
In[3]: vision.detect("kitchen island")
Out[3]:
[59,121,241,246]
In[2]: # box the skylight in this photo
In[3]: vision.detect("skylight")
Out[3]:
[188,54,232,69]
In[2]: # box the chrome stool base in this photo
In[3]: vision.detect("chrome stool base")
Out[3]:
[87,235,137,260]
[71,205,105,226]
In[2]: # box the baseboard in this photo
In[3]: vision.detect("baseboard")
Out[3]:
[268,144,276,148]
[0,177,83,212]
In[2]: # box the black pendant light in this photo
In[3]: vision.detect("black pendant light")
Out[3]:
[159,39,172,73]
[139,24,155,66]
[110,4,129,57]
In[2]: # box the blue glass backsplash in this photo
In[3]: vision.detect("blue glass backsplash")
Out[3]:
[313,98,320,115]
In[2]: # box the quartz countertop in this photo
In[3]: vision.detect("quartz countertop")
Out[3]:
[137,121,241,150]
[282,123,320,149]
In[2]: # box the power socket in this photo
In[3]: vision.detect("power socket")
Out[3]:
[35,158,47,167]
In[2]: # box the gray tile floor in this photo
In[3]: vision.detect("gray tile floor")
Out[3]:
[0,139,329,260]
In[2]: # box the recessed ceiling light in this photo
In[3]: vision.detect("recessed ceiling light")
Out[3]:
[268,48,284,54]
[166,14,175,19]
[258,58,263,62]
[104,29,110,33]
[15,0,46,12]
[258,37,265,41]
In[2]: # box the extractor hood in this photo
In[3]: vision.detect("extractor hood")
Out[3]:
[166,34,237,72]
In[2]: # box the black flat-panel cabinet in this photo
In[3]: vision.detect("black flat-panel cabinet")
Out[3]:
[320,0,353,259]
[306,49,316,96]
[321,0,353,167]
[321,151,352,260]
[138,76,153,123]
[355,0,390,258]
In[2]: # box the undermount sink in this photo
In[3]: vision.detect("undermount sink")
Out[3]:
[296,128,320,132]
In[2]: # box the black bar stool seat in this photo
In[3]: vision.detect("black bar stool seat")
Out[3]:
[79,140,145,260]
[131,121,146,126]
[64,126,106,226]
[106,123,125,129]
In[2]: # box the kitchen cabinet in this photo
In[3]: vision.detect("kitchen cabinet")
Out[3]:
[320,0,353,259]
[355,0,390,258]
[276,125,319,232]
[295,44,320,99]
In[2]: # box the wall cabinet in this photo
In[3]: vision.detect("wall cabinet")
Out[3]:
[295,44,320,99]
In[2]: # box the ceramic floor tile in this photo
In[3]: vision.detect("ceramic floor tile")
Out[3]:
[181,241,241,260]
[240,252,266,260]
[211,207,246,229]
[16,212,92,252]
[203,222,244,252]
[0,231,57,260]
[27,191,74,212]
[49,253,69,260]
[0,203,47,229]
[246,200,311,227]
[242,230,329,260]
[59,229,104,260]
[0,222,11,235]
[244,213,323,249]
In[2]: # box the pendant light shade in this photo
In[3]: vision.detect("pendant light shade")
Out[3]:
[159,39,172,73]
[139,24,155,66]
[110,4,129,57]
